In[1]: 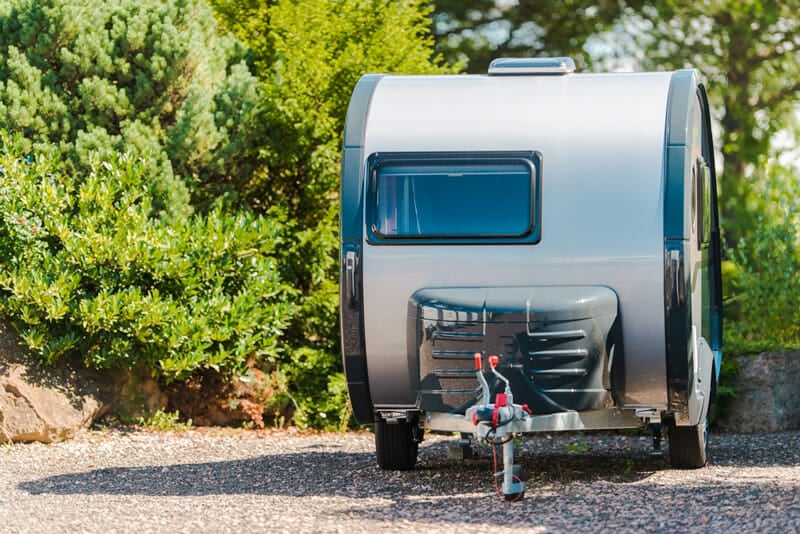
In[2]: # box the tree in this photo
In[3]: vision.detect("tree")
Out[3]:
[631,2,800,244]
[0,0,296,418]
[431,0,645,73]
[432,1,800,244]
[209,0,458,427]
[212,0,455,218]
[0,0,262,218]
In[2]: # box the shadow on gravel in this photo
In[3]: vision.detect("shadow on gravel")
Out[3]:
[18,437,666,498]
[18,431,800,500]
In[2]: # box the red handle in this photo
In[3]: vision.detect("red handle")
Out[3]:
[474,352,482,371]
[489,355,499,368]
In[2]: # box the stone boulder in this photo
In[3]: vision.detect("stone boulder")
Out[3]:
[0,320,110,443]
[715,351,800,433]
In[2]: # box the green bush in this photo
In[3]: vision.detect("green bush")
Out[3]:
[0,137,294,380]
[136,410,193,431]
[724,216,800,354]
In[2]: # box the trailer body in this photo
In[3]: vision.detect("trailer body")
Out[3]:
[340,58,722,475]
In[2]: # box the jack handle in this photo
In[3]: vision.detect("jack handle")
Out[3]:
[489,354,512,396]
[474,352,491,407]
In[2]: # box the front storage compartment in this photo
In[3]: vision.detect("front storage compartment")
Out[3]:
[410,286,622,415]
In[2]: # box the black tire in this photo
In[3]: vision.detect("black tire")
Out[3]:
[668,421,708,468]
[668,366,716,469]
[375,420,418,471]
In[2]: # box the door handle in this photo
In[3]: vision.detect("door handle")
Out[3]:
[668,249,685,308]
[345,250,358,306]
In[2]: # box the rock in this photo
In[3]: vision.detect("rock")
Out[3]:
[0,366,103,442]
[0,320,111,443]
[715,351,800,433]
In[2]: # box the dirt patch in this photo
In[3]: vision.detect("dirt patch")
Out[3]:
[162,362,291,428]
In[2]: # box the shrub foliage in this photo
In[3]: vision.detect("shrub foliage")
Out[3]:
[0,0,261,218]
[0,139,294,380]
[722,159,800,355]
[724,217,800,354]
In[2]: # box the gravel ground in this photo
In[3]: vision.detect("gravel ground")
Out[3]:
[2,427,799,533]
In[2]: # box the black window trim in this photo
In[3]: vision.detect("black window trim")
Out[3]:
[365,150,543,246]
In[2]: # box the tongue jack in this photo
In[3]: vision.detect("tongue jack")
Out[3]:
[467,352,529,501]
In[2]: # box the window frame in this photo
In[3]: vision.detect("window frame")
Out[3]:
[365,151,543,245]
[696,91,713,251]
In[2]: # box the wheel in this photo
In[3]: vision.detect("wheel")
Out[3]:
[667,420,708,468]
[668,357,719,469]
[375,420,418,470]
[668,364,717,468]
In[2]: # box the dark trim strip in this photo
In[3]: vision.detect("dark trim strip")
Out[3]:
[339,75,383,424]
[698,84,723,375]
[663,70,696,416]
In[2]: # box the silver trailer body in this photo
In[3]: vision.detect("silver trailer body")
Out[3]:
[341,58,722,476]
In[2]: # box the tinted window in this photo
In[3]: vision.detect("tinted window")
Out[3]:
[367,153,540,244]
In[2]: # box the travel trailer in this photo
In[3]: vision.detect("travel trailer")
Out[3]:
[340,57,722,500]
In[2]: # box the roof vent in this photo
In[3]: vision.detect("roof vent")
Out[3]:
[488,57,576,76]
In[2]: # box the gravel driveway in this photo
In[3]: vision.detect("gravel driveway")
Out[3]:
[2,427,799,533]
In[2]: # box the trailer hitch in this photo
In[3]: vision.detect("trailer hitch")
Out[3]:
[465,353,531,502]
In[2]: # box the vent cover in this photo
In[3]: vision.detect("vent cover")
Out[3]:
[488,57,576,76]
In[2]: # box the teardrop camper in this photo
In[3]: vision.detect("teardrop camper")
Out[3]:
[340,57,722,500]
